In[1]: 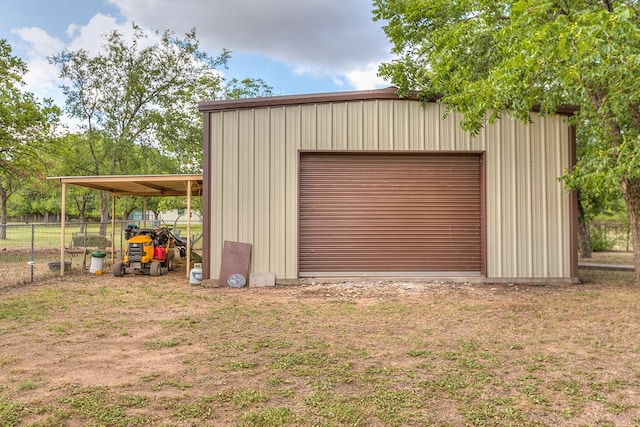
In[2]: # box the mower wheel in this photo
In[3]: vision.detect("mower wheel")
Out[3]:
[166,252,175,271]
[113,261,126,277]
[150,261,161,276]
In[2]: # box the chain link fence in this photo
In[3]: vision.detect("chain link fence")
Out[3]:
[0,221,203,290]
[589,219,631,252]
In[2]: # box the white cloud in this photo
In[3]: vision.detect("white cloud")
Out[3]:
[8,0,394,107]
[11,27,64,102]
[11,14,163,105]
[66,13,140,54]
[12,26,63,56]
[345,62,390,91]
[107,0,392,88]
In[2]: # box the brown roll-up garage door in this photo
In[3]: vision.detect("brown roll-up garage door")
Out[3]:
[299,153,483,275]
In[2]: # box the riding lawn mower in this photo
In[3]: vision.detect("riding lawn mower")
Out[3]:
[113,225,188,277]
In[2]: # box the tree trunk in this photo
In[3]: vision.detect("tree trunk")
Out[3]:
[79,211,87,233]
[0,185,7,240]
[577,193,592,258]
[76,195,90,233]
[621,177,640,283]
[99,191,110,236]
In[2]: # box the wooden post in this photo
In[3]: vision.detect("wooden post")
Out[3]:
[143,197,147,228]
[60,183,66,277]
[111,195,116,265]
[186,180,192,278]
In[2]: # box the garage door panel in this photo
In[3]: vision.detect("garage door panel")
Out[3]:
[299,153,482,274]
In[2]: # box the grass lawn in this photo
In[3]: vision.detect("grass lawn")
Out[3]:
[0,254,638,426]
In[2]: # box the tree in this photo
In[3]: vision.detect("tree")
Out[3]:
[50,25,274,232]
[224,77,273,100]
[155,77,273,172]
[373,0,640,281]
[43,133,106,230]
[49,25,230,234]
[574,123,626,258]
[0,39,60,237]
[9,174,66,223]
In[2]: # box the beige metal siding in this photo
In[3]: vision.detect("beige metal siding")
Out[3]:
[238,109,255,245]
[205,99,572,281]
[484,114,571,278]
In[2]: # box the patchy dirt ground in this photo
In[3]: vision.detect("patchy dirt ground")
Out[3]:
[1,252,639,426]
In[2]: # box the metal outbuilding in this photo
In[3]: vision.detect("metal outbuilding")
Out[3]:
[198,87,578,285]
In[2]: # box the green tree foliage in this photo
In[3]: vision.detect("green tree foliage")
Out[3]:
[373,0,640,280]
[50,25,225,175]
[0,39,60,234]
[224,77,274,99]
[49,25,224,229]
[48,25,273,228]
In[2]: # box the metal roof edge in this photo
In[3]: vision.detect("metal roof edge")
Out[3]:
[199,86,578,117]
[198,87,423,112]
[47,174,203,182]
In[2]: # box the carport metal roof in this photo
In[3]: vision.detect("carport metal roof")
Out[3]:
[49,174,203,197]
[48,174,204,278]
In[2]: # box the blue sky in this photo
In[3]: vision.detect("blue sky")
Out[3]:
[0,0,394,107]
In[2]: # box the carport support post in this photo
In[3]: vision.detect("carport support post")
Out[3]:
[186,180,192,278]
[111,195,116,265]
[60,183,66,277]
[143,197,147,228]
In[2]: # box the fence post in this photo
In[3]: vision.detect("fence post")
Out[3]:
[30,224,35,283]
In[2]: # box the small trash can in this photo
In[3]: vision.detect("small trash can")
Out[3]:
[90,251,107,274]
[189,263,203,285]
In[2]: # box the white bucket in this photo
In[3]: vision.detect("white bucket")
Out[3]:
[189,263,202,285]
[90,252,106,274]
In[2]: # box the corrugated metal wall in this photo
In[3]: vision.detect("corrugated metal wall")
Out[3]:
[206,99,572,281]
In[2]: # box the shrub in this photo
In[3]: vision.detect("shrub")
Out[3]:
[72,234,111,249]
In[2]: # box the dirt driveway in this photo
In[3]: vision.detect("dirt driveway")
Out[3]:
[1,256,640,426]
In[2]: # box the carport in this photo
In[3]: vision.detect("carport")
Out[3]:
[48,174,203,278]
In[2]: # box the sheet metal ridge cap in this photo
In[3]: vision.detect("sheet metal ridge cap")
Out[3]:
[198,87,428,112]
[198,87,578,116]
